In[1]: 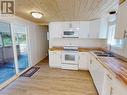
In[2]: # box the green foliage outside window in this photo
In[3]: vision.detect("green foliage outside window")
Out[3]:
[2,32,12,46]
[0,32,26,46]
[15,33,26,44]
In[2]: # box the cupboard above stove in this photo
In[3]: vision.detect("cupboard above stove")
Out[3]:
[49,17,108,39]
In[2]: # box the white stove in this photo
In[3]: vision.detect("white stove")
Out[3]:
[61,46,79,70]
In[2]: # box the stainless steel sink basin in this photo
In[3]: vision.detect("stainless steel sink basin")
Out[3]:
[93,51,114,57]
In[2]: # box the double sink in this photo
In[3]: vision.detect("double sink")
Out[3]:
[93,51,114,57]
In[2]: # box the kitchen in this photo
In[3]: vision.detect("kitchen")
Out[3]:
[0,0,127,95]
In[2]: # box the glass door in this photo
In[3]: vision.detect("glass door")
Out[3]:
[13,24,29,72]
[0,22,16,84]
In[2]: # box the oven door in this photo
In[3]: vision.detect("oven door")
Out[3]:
[62,51,78,64]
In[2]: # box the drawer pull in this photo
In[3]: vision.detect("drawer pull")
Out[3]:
[110,87,113,95]
[107,74,112,80]
[124,30,127,38]
[90,60,92,64]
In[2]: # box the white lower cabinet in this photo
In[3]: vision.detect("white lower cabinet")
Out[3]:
[102,71,127,95]
[102,73,113,95]
[111,77,127,95]
[89,57,105,95]
[89,54,127,95]
[79,52,89,70]
[48,50,127,95]
[49,51,61,68]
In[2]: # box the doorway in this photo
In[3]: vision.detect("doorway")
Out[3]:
[0,22,16,84]
[13,24,29,73]
[0,22,30,84]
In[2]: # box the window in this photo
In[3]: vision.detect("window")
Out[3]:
[107,24,124,48]
[2,32,12,46]
[0,34,2,47]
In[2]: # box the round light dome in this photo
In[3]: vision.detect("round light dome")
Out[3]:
[31,12,43,19]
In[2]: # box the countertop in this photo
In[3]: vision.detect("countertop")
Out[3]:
[78,47,104,52]
[49,47,104,52]
[93,54,127,86]
[49,47,64,51]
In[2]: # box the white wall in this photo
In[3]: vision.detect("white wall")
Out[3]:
[0,16,48,66]
[28,25,48,66]
[111,39,127,58]
[49,38,107,48]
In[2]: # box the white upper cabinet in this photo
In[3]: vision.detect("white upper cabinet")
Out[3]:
[115,1,127,39]
[89,19,101,38]
[79,21,89,38]
[89,19,108,39]
[63,22,71,30]
[49,22,63,39]
[100,17,108,38]
[63,21,80,31]
[49,19,108,39]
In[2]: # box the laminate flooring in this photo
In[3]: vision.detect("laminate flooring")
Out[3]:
[0,57,98,95]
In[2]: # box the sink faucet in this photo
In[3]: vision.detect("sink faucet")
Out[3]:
[109,44,111,51]
[106,44,111,52]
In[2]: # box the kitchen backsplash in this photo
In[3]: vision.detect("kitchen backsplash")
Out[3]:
[111,39,127,58]
[49,38,127,58]
[49,38,107,48]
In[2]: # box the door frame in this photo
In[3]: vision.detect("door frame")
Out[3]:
[11,23,31,72]
[0,20,31,89]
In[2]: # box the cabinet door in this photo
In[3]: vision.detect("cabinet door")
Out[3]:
[79,52,88,70]
[49,22,63,39]
[79,21,89,38]
[102,73,113,95]
[99,17,108,39]
[89,54,94,75]
[94,59,104,95]
[63,21,80,30]
[89,56,96,79]
[89,19,100,38]
[72,21,80,30]
[49,51,61,68]
[112,78,127,95]
[90,58,105,95]
[115,1,127,39]
[63,22,71,30]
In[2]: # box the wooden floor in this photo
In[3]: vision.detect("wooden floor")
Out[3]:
[0,57,98,95]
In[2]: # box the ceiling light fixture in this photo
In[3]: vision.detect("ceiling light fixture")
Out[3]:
[31,12,43,19]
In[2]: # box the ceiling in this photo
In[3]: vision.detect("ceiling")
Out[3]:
[15,0,119,24]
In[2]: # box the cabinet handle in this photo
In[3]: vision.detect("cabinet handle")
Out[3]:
[124,30,127,38]
[106,74,112,80]
[69,23,72,28]
[90,60,92,64]
[110,87,113,95]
